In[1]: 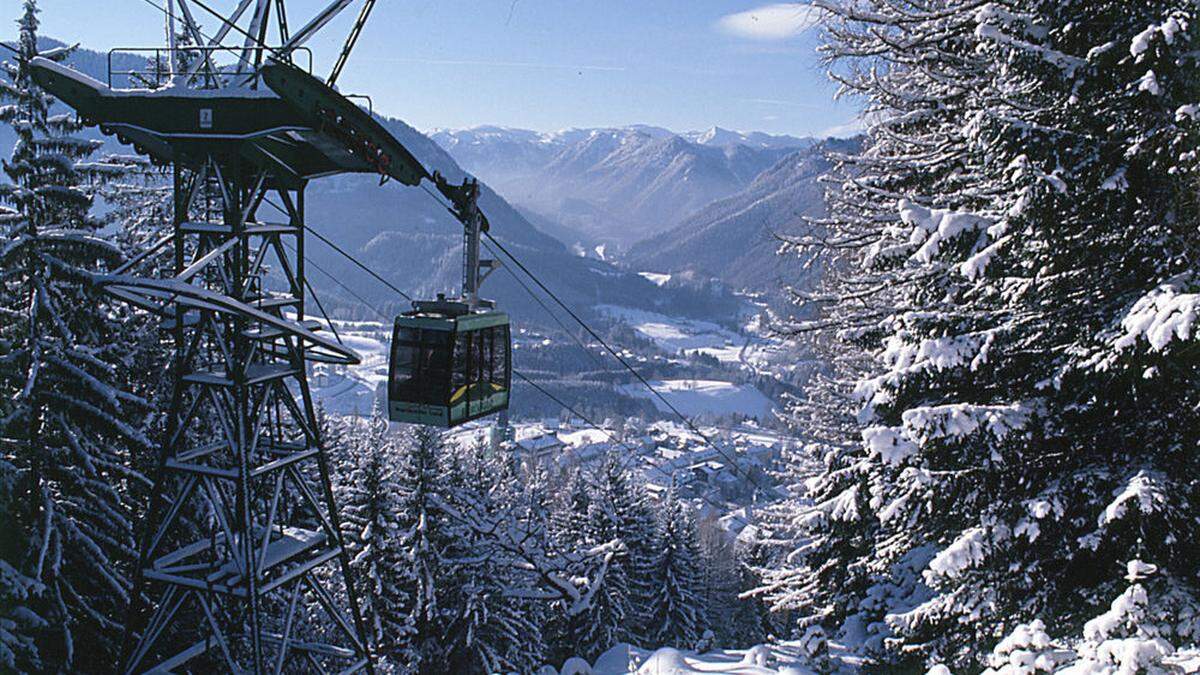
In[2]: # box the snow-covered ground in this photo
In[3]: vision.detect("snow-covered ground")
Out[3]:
[550,642,829,674]
[595,304,789,372]
[307,318,391,416]
[619,379,774,418]
[638,271,673,286]
[598,305,751,364]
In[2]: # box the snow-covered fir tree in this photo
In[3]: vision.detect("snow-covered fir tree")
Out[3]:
[643,486,706,649]
[553,453,657,660]
[694,515,740,649]
[0,3,150,670]
[766,0,1200,668]
[95,155,172,496]
[387,425,462,672]
[980,618,1071,675]
[1056,560,1198,673]
[331,409,411,656]
[729,529,779,650]
[443,442,545,673]
[544,467,593,662]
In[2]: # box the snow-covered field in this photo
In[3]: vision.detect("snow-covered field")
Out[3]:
[598,305,751,364]
[638,271,673,286]
[595,304,790,371]
[619,379,774,418]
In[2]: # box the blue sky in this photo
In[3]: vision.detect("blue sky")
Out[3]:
[13,1,860,137]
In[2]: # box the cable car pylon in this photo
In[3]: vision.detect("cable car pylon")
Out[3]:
[25,0,432,671]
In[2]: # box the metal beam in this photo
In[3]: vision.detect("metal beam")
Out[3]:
[279,0,355,55]
[327,0,376,87]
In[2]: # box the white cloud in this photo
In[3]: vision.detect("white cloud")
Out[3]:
[716,3,824,41]
[820,117,865,138]
[738,96,823,109]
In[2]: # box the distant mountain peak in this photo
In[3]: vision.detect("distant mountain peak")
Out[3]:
[685,126,814,150]
[696,126,739,145]
[430,124,813,152]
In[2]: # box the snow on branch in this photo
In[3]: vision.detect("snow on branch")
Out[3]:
[1098,471,1167,528]
[857,330,998,407]
[974,4,1085,73]
[1130,15,1188,58]
[861,400,1035,467]
[925,526,991,581]
[901,402,1034,445]
[862,425,919,466]
[1112,275,1200,352]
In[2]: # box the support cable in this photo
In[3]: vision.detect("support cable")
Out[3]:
[482,240,610,375]
[263,197,412,302]
[280,241,342,345]
[482,232,776,497]
[482,239,687,476]
[302,222,413,302]
[280,239,759,530]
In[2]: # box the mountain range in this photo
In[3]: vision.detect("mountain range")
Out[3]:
[429,125,816,252]
[430,125,858,300]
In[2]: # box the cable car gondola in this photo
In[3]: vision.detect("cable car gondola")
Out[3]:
[388,295,511,426]
[387,173,512,428]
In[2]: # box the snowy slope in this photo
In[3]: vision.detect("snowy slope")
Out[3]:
[596,304,785,368]
[626,137,861,296]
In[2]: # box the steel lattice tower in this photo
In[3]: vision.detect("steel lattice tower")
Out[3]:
[110,157,371,673]
[27,1,414,671]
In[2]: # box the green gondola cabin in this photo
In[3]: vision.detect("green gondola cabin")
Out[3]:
[388,296,511,427]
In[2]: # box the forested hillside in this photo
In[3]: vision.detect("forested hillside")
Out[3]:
[627,137,860,297]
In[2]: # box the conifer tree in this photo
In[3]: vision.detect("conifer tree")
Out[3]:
[0,2,149,669]
[1056,561,1193,673]
[391,425,460,672]
[544,467,593,662]
[574,453,656,657]
[730,532,778,650]
[643,488,706,649]
[332,409,410,655]
[980,618,1070,675]
[444,442,544,674]
[771,0,1200,668]
[694,515,739,649]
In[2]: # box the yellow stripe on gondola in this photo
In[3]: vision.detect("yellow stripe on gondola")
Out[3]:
[451,382,505,403]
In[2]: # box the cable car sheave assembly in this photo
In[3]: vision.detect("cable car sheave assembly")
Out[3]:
[26,1,509,672]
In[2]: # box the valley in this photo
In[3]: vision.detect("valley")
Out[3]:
[8,40,845,437]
